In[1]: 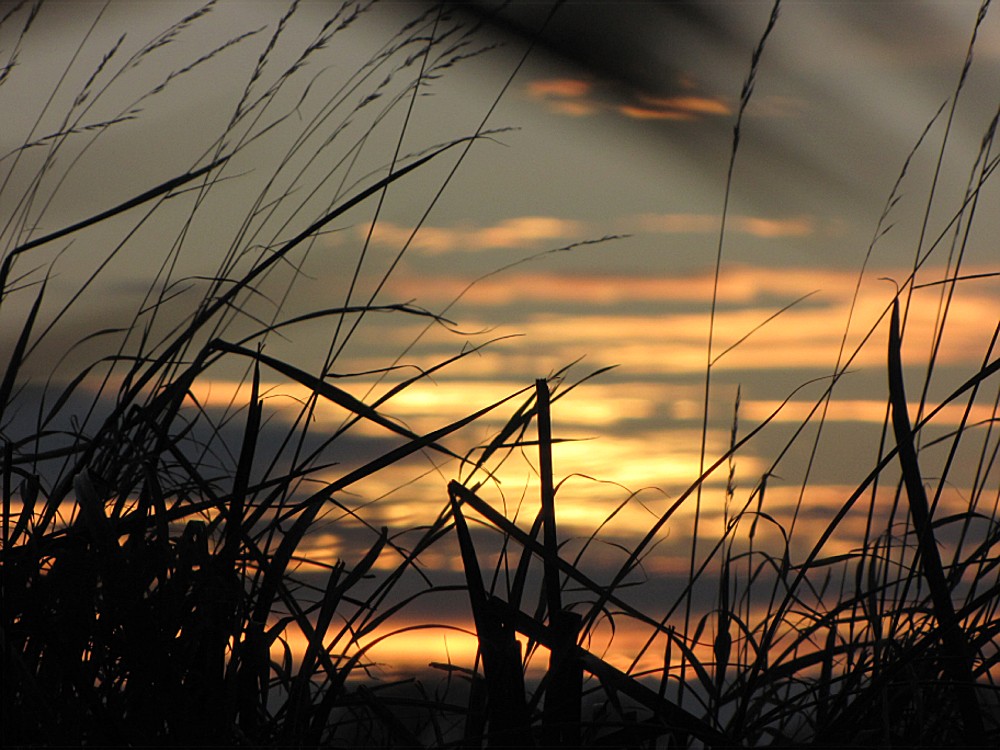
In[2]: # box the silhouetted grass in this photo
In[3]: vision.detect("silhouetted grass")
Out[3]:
[3,1,999,747]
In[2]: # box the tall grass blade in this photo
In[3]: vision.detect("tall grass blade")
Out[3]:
[449,489,534,747]
[223,358,260,564]
[533,378,582,746]
[0,277,44,418]
[887,297,985,742]
[535,378,561,617]
[211,339,469,465]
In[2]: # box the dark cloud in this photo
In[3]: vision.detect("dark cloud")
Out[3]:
[459,1,735,99]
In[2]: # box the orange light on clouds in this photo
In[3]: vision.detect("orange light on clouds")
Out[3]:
[525,76,599,118]
[617,104,695,121]
[552,432,747,495]
[735,215,814,238]
[357,626,486,676]
[358,211,818,262]
[362,380,663,428]
[388,265,851,306]
[525,77,731,123]
[546,99,599,117]
[618,95,732,121]
[183,379,677,436]
[741,398,998,426]
[636,212,815,238]
[395,268,996,374]
[525,78,593,98]
[361,216,584,254]
[269,618,485,677]
[638,94,732,116]
[291,531,343,564]
[270,614,693,684]
[220,442,999,687]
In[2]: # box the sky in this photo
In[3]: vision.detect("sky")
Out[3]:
[2,0,999,679]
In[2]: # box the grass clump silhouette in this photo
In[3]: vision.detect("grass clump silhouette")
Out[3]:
[3,1,1000,747]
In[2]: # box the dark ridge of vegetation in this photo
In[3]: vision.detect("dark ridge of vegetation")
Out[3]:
[2,1,999,747]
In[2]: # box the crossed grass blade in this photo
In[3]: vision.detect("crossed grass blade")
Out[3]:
[448,479,733,746]
[450,488,534,747]
[484,592,730,747]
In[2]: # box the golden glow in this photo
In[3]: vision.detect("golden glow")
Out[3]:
[383,380,530,417]
[525,78,593,98]
[182,378,681,437]
[617,104,695,121]
[269,616,554,679]
[742,398,998,426]
[358,627,482,674]
[524,76,731,123]
[386,265,915,306]
[389,265,838,305]
[546,99,599,117]
[10,1,997,706]
[735,215,815,238]
[361,216,585,254]
[292,531,343,563]
[635,212,814,238]
[552,432,751,494]
[438,283,996,374]
[637,94,732,116]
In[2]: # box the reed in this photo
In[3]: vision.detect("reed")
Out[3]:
[2,1,999,747]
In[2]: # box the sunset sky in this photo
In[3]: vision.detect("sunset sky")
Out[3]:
[3,0,998,676]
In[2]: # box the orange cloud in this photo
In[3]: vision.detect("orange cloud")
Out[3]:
[361,210,813,260]
[525,77,731,123]
[383,263,997,373]
[526,78,592,98]
[618,104,695,121]
[645,95,731,116]
[621,94,732,120]
[526,77,601,117]
[548,99,599,116]
[387,265,851,307]
[741,398,997,427]
[362,216,584,254]
[736,215,814,238]
[507,290,995,373]
[636,212,815,238]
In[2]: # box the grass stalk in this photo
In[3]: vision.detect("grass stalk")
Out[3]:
[887,297,986,743]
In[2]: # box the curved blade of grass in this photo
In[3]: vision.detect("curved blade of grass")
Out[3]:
[887,297,985,742]
[210,339,469,467]
[230,303,453,347]
[0,157,230,297]
[736,346,1000,729]
[0,276,45,420]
